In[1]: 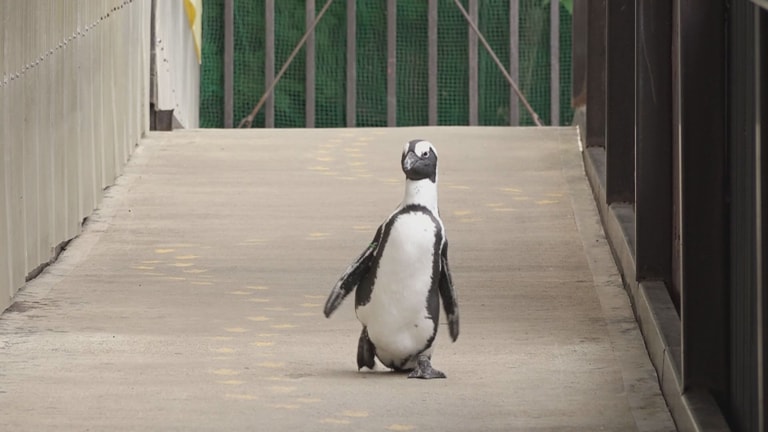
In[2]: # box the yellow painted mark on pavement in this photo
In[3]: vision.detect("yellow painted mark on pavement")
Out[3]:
[301,303,321,308]
[493,208,517,212]
[184,268,208,274]
[172,262,195,268]
[176,255,199,260]
[258,333,277,337]
[230,290,251,295]
[269,404,299,409]
[132,265,155,270]
[213,369,240,376]
[449,185,471,190]
[271,324,297,329]
[247,285,269,290]
[155,248,175,254]
[500,187,522,193]
[387,425,416,431]
[247,316,271,322]
[307,232,330,240]
[547,192,565,197]
[342,410,369,418]
[224,393,258,400]
[252,341,274,347]
[316,156,334,162]
[264,306,288,312]
[536,200,559,205]
[247,298,270,303]
[320,418,351,425]
[191,281,213,286]
[453,210,473,216]
[296,398,322,404]
[486,202,504,207]
[354,225,373,232]
[308,165,330,171]
[257,361,285,369]
[163,276,187,281]
[304,294,325,299]
[268,386,296,394]
[142,260,163,264]
[218,380,244,385]
[224,327,248,333]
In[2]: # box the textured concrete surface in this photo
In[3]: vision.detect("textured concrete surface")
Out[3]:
[0,127,675,431]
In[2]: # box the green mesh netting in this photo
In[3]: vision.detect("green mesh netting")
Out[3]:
[200,0,573,128]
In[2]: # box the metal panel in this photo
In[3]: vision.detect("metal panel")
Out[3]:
[0,0,150,311]
[676,0,728,402]
[585,0,606,147]
[728,2,759,429]
[605,0,634,204]
[305,0,316,128]
[634,1,672,283]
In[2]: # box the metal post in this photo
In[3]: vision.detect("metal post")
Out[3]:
[387,0,396,127]
[549,0,559,126]
[605,0,634,204]
[509,0,519,126]
[428,0,438,126]
[223,0,234,128]
[635,0,672,282]
[468,0,478,125]
[585,0,606,147]
[305,0,316,128]
[265,0,275,128]
[346,0,356,127]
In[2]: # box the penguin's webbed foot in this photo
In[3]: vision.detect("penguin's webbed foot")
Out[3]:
[407,354,446,379]
[357,327,376,370]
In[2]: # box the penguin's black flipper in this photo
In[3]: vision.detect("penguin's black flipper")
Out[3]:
[357,327,376,370]
[324,226,383,318]
[438,241,459,342]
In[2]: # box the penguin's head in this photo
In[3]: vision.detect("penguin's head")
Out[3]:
[401,139,438,183]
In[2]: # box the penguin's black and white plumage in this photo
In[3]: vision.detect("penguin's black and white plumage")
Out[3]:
[324,139,459,379]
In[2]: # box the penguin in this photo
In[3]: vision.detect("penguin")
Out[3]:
[324,139,459,379]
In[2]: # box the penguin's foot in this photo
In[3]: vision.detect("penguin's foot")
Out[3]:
[407,355,446,379]
[357,327,376,370]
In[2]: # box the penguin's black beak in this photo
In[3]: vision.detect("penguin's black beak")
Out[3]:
[402,150,437,182]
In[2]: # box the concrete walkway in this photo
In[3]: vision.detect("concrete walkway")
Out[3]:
[0,128,675,431]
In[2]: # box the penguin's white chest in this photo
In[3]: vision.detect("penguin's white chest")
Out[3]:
[356,211,440,366]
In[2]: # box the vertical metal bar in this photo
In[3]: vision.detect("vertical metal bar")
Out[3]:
[305,0,316,128]
[428,0,438,126]
[549,0,559,126]
[585,0,606,147]
[265,0,275,128]
[605,0,634,204]
[346,0,356,127]
[757,8,767,431]
[387,0,396,127]
[678,0,727,393]
[635,0,672,282]
[468,0,478,125]
[509,0,519,126]
[223,0,234,128]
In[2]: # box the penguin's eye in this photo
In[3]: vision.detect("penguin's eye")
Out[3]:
[421,150,430,158]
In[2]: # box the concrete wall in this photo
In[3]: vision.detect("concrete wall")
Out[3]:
[0,0,151,311]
